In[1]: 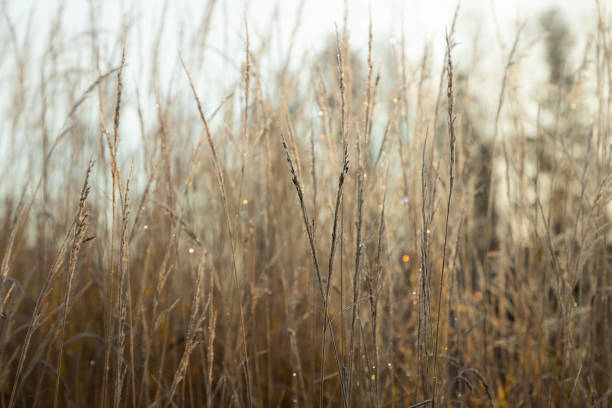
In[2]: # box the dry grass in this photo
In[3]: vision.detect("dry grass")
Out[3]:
[0,1,610,407]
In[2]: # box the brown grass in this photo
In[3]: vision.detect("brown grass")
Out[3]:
[0,1,610,407]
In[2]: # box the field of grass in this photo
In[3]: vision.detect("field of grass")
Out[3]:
[0,1,610,407]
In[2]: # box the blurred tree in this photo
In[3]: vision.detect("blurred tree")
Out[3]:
[539,8,574,90]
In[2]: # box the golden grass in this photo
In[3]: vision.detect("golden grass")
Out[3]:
[0,1,610,407]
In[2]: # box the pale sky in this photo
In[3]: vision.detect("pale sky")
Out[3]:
[5,0,598,89]
[1,0,603,156]
[1,0,608,223]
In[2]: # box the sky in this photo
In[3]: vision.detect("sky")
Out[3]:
[5,0,598,87]
[1,0,609,224]
[1,0,604,159]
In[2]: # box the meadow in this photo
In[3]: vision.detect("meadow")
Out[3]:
[0,1,610,407]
